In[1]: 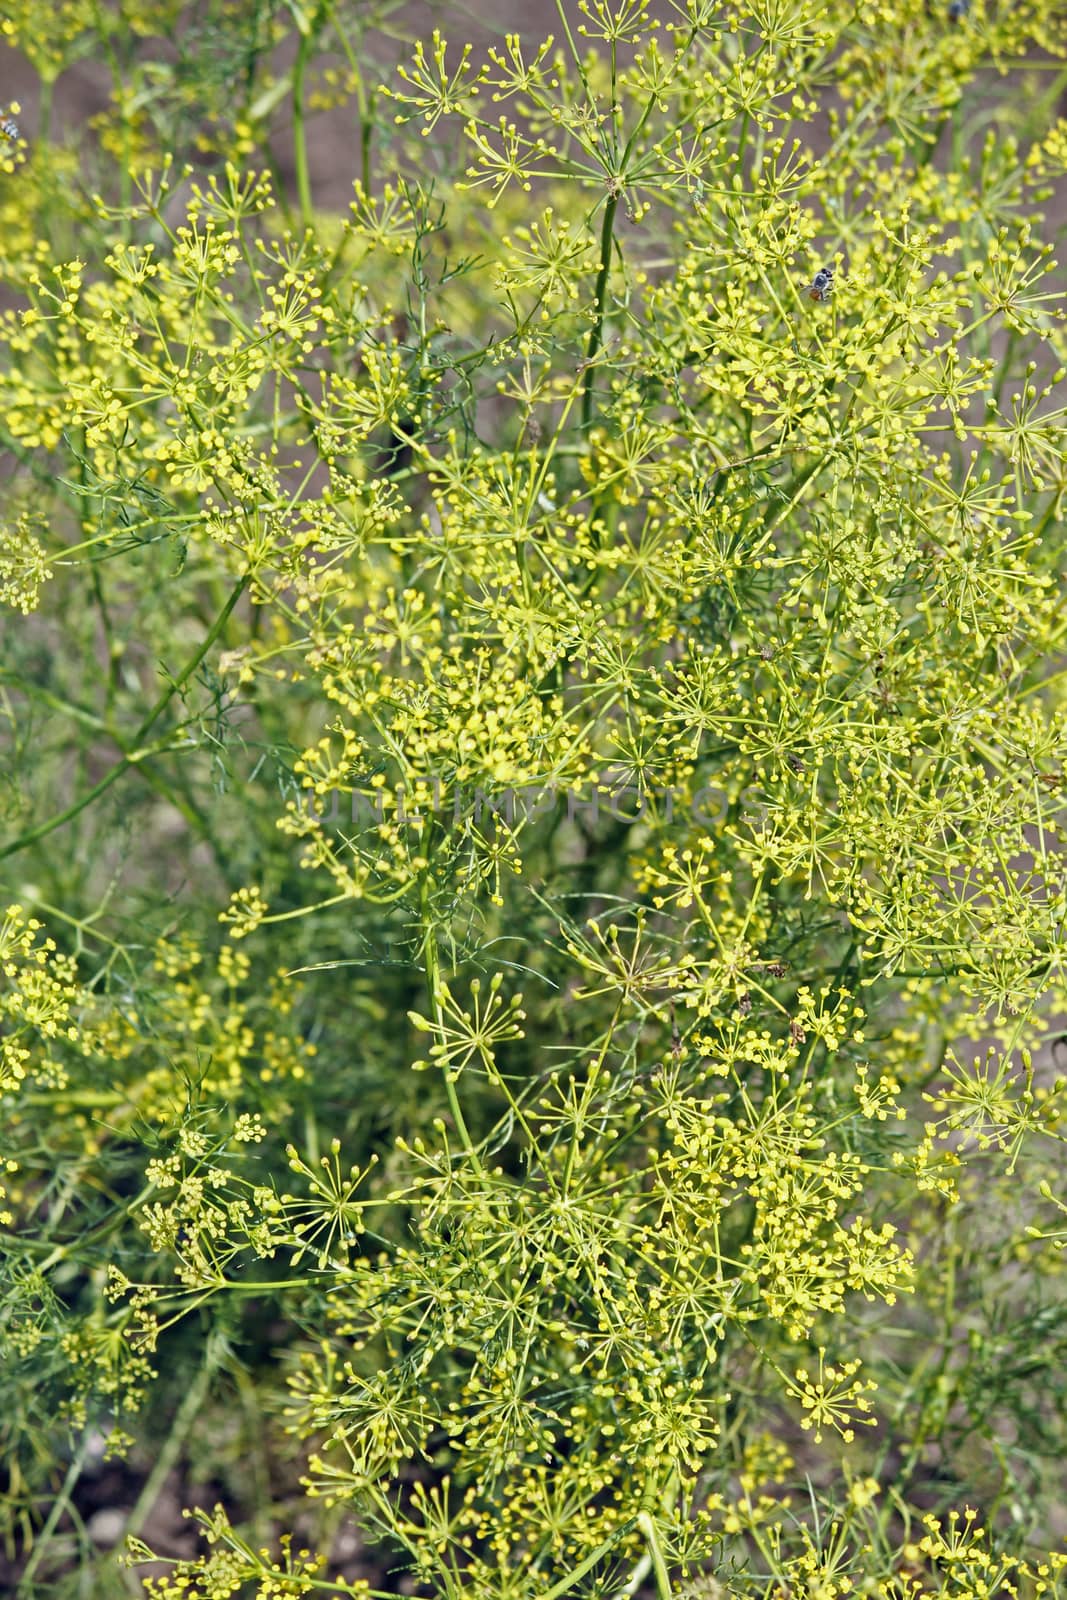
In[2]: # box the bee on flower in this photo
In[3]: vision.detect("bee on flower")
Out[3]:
[808,265,835,304]
[947,0,970,19]
[0,115,19,143]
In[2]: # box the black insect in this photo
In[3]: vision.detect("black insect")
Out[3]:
[0,116,19,143]
[947,0,970,19]
[808,265,835,303]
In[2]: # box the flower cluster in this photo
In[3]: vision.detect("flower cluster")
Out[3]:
[2,0,1067,1594]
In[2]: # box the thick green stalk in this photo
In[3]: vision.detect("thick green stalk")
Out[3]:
[581,192,620,433]
[635,1514,673,1600]
[292,26,316,227]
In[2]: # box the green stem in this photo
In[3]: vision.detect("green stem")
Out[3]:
[552,0,591,91]
[361,99,373,195]
[0,686,226,871]
[419,854,484,1177]
[636,1513,673,1600]
[540,1518,638,1600]
[16,1428,94,1594]
[615,1472,681,1599]
[0,576,248,862]
[124,1346,221,1540]
[292,7,328,227]
[37,77,53,146]
[331,18,373,193]
[581,193,619,434]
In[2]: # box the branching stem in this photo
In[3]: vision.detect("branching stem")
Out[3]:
[0,576,248,861]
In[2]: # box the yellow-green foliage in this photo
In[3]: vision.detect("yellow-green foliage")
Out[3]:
[2,0,1067,1596]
